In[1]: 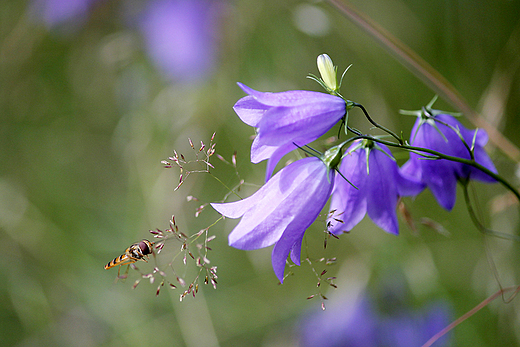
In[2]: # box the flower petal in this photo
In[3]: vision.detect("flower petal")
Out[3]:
[213,157,332,256]
[422,158,458,211]
[263,143,297,182]
[250,140,298,181]
[257,101,345,146]
[237,82,341,107]
[211,198,253,219]
[328,149,368,234]
[271,225,304,282]
[289,236,303,266]
[400,158,422,182]
[233,95,267,127]
[365,149,400,235]
[272,167,333,282]
[396,165,425,197]
[467,145,497,182]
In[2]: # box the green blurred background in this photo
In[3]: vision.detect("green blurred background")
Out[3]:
[1,0,519,346]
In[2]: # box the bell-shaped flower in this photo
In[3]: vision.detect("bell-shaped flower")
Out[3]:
[327,141,424,235]
[401,111,497,211]
[233,82,346,180]
[211,156,335,282]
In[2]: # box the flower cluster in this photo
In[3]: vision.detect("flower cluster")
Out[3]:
[212,54,498,282]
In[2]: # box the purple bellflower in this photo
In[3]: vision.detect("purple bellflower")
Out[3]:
[300,296,379,347]
[211,156,335,282]
[233,83,346,180]
[299,288,452,347]
[401,110,497,211]
[327,140,424,235]
[30,0,99,29]
[30,0,221,83]
[138,0,220,83]
[378,302,452,347]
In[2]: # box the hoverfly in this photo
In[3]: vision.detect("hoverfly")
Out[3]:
[104,239,155,277]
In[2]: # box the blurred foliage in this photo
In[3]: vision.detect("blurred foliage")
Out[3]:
[0,0,519,346]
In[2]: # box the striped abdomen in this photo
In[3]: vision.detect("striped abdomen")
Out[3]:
[104,253,132,269]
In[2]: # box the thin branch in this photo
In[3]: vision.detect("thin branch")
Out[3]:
[422,286,520,347]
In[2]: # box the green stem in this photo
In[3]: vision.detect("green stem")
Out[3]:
[352,102,403,144]
[208,172,243,200]
[461,182,520,242]
[348,131,520,203]
[326,0,520,162]
[421,285,520,347]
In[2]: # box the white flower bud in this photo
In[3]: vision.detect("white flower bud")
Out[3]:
[317,54,337,91]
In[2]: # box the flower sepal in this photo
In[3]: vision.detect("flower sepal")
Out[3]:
[321,143,343,171]
[399,95,462,121]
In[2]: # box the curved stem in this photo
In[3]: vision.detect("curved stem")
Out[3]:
[461,182,520,242]
[326,0,520,162]
[351,102,404,144]
[208,172,243,200]
[350,133,520,203]
[421,285,520,347]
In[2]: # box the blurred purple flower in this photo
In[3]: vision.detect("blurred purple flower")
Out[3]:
[327,141,424,235]
[233,83,346,180]
[300,296,379,347]
[401,113,497,210]
[299,291,452,347]
[378,303,452,347]
[30,0,99,28]
[211,157,334,282]
[138,0,220,83]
